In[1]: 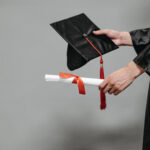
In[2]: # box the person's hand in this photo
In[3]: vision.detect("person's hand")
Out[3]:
[99,61,145,95]
[93,29,133,46]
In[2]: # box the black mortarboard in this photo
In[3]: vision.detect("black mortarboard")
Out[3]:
[50,13,119,110]
[50,13,118,71]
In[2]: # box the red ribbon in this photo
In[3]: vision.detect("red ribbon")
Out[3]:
[59,72,86,95]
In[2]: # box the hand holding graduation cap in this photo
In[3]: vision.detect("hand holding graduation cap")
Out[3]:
[93,29,145,95]
[93,29,133,46]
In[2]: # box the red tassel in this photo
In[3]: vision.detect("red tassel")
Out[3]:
[100,57,106,110]
[84,36,106,110]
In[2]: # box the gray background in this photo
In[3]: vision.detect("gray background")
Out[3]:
[0,0,150,150]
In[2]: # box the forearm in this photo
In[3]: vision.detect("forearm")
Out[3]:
[120,32,145,77]
[120,32,133,46]
[125,61,145,79]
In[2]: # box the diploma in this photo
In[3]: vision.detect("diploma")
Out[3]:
[45,74,103,86]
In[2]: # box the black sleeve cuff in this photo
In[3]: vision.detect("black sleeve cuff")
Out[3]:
[130,28,150,76]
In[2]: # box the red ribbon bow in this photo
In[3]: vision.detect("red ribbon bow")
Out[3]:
[59,72,86,95]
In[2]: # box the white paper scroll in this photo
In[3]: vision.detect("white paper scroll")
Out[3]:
[45,74,104,86]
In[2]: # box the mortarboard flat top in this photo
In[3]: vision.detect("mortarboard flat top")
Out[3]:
[50,13,118,70]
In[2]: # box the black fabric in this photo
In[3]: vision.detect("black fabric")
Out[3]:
[50,13,118,70]
[143,82,150,150]
[130,28,150,76]
[130,28,150,150]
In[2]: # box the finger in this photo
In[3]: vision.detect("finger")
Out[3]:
[103,85,112,93]
[114,90,121,95]
[93,29,110,35]
[108,87,116,94]
[99,79,108,90]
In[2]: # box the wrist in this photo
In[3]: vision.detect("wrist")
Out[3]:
[125,61,145,79]
[120,32,133,46]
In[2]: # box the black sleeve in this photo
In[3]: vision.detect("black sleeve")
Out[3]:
[130,28,150,76]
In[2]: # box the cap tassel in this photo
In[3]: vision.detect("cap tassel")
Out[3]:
[84,35,106,110]
[100,57,106,109]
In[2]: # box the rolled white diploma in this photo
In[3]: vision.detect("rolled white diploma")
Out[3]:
[45,74,104,86]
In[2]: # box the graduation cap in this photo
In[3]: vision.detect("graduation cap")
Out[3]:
[50,13,118,109]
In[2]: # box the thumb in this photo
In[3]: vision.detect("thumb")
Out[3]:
[93,29,109,35]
